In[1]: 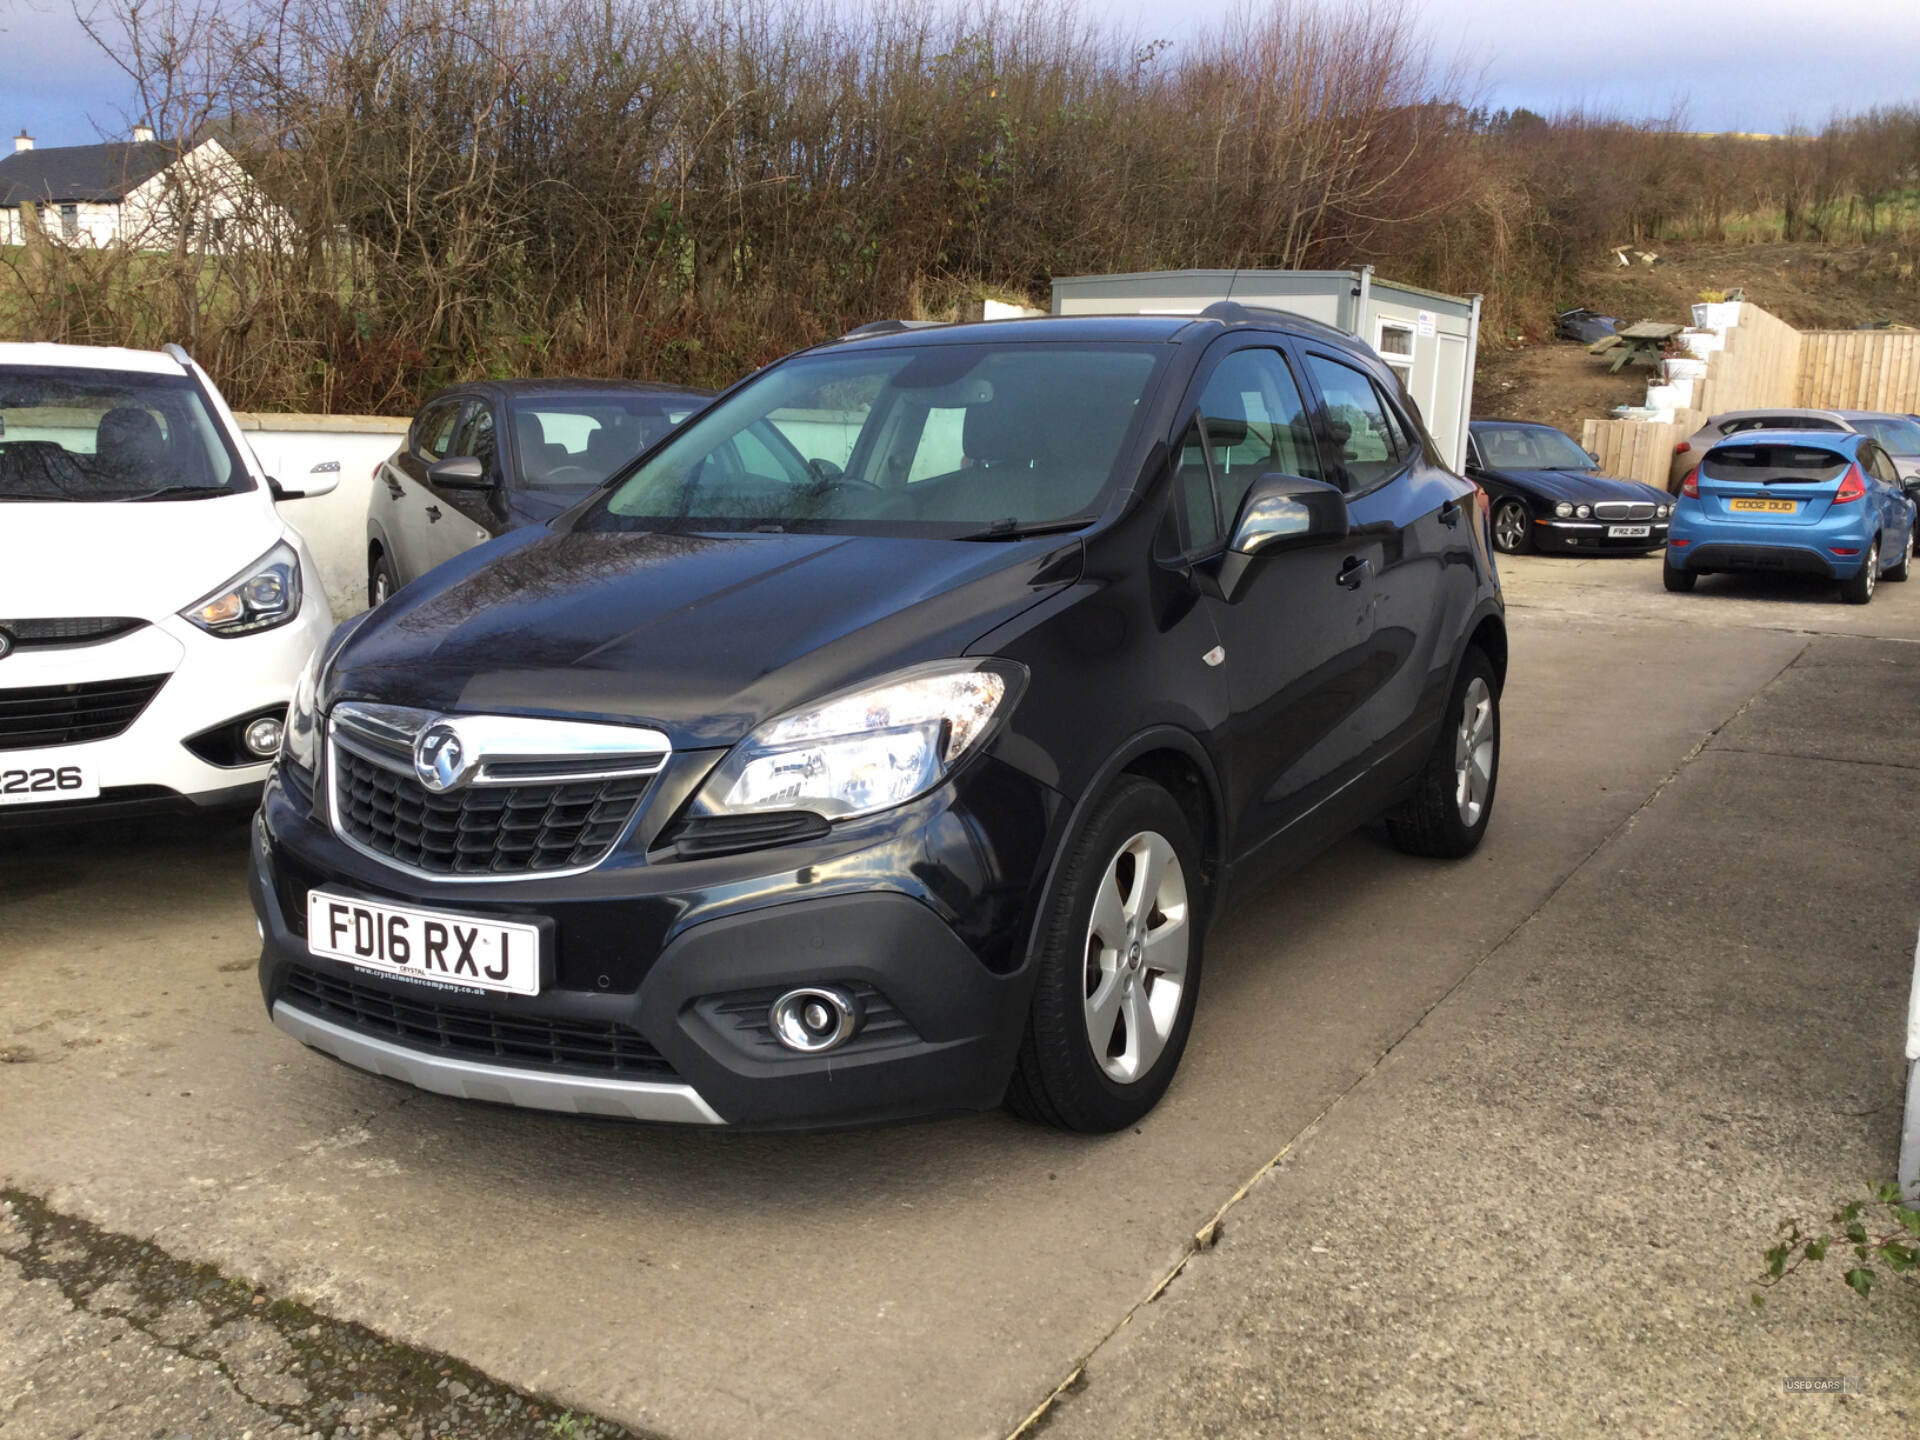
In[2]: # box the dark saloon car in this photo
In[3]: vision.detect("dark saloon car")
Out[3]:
[367,379,710,602]
[1466,420,1673,555]
[255,304,1507,1134]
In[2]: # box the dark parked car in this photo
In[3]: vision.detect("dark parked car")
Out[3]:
[367,380,710,603]
[1555,308,1620,345]
[254,305,1507,1133]
[1467,420,1672,555]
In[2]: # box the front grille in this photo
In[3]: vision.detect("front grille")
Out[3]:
[0,617,145,649]
[332,746,650,875]
[284,964,677,1078]
[1594,501,1656,521]
[0,673,169,750]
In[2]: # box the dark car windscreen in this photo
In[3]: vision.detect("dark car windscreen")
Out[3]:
[588,343,1164,536]
[1719,415,1845,437]
[1700,444,1850,485]
[1474,424,1593,470]
[511,395,703,491]
[0,367,246,501]
[1848,415,1920,457]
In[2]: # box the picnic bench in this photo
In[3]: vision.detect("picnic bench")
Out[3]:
[1589,320,1682,372]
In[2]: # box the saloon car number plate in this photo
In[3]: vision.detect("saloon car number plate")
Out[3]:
[306,890,541,995]
[1728,498,1798,513]
[0,753,98,806]
[1607,524,1652,538]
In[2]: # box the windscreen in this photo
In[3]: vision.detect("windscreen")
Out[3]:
[511,395,703,491]
[0,366,245,502]
[588,343,1163,536]
[1848,415,1920,457]
[1474,425,1592,470]
[1700,444,1850,484]
[1720,415,1845,436]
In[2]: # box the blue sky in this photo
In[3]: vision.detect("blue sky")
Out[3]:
[6,0,1918,148]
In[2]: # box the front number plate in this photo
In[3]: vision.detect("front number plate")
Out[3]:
[1608,524,1652,538]
[0,754,99,806]
[1729,497,1798,513]
[306,890,541,995]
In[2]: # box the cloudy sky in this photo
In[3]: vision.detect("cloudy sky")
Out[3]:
[5,0,1918,148]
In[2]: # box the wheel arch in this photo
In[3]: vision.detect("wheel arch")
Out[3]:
[1019,726,1228,973]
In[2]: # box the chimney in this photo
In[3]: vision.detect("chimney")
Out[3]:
[131,123,154,144]
[13,131,31,153]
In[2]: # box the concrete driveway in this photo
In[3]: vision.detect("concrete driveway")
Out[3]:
[4,552,1918,1438]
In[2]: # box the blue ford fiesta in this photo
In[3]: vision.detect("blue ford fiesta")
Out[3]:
[1666,430,1919,604]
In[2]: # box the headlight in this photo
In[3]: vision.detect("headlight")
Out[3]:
[283,646,323,780]
[1575,504,1592,519]
[182,541,302,636]
[1554,502,1573,518]
[1657,504,1671,518]
[694,662,1020,821]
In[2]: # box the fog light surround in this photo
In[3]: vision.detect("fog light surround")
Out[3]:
[769,986,861,1053]
[245,715,285,758]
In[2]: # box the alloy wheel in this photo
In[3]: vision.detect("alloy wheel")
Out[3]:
[1082,830,1189,1084]
[373,573,391,605]
[1493,500,1527,554]
[1866,538,1879,598]
[1454,675,1495,827]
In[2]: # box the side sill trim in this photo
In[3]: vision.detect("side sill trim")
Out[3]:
[272,1001,725,1124]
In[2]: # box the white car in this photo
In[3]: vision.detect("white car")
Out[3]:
[0,341,336,824]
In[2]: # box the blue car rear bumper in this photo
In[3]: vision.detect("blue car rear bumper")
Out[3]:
[1667,511,1874,578]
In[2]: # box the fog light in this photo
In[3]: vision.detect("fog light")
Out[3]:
[769,987,860,1053]
[244,715,284,757]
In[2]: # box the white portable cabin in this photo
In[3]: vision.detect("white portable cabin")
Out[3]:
[1050,268,1482,474]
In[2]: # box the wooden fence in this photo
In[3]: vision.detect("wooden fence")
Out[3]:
[1691,304,1802,415]
[1798,331,1920,413]
[1580,413,1699,491]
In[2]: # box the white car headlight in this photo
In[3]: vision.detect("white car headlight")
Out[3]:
[1554,502,1573,518]
[283,645,323,777]
[182,541,302,636]
[1574,504,1592,519]
[1657,504,1671,518]
[695,663,1020,821]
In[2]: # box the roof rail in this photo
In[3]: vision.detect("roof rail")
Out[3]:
[838,319,948,341]
[161,342,193,367]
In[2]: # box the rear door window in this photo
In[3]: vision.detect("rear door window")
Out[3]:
[1700,444,1849,483]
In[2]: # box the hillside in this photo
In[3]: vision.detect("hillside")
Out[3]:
[1472,239,1920,437]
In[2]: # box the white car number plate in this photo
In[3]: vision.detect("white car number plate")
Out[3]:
[0,753,99,806]
[1609,524,1652,538]
[306,890,541,995]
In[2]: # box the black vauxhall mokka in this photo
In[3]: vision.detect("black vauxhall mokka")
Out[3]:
[251,305,1508,1133]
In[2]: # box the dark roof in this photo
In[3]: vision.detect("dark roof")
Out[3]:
[818,306,1362,353]
[428,378,714,404]
[0,141,175,207]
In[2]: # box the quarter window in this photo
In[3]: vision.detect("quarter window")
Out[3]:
[1304,355,1406,492]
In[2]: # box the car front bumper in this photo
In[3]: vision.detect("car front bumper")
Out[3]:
[250,754,1063,1130]
[0,600,333,828]
[1532,517,1669,552]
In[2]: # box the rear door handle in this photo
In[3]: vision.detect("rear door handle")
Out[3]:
[425,505,443,523]
[1336,556,1372,590]
[1439,499,1462,527]
[384,477,404,499]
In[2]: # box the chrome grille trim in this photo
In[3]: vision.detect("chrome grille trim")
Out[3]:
[1594,501,1656,521]
[325,701,672,883]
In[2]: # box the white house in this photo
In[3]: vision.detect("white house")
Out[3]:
[0,126,288,250]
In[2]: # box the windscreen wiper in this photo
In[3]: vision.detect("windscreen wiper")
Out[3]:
[953,516,1094,541]
[117,485,222,502]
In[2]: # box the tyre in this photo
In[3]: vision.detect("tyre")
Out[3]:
[1491,498,1531,555]
[368,551,399,608]
[1886,526,1913,583]
[1006,777,1203,1132]
[1663,557,1697,592]
[1385,646,1499,860]
[1839,536,1879,605]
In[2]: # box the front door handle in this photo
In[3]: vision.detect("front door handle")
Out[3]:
[1439,499,1462,527]
[1336,556,1372,590]
[425,505,443,523]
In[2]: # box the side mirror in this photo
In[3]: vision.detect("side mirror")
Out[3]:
[808,458,844,483]
[1585,450,1602,466]
[427,455,491,490]
[1903,478,1920,500]
[266,460,340,501]
[1203,473,1349,603]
